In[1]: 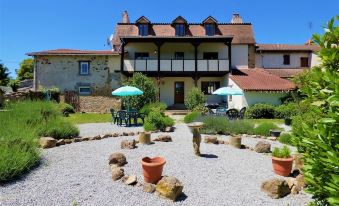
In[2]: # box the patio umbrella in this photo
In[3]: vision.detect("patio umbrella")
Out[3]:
[112,86,143,110]
[212,87,244,96]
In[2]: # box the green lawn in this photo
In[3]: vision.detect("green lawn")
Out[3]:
[64,113,112,124]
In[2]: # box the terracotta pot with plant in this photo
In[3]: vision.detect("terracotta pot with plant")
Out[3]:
[141,156,166,184]
[271,146,293,176]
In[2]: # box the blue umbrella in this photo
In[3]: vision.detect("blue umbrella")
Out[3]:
[112,86,143,110]
[112,86,143,96]
[212,87,244,96]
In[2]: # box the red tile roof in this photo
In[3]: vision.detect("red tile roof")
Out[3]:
[230,69,296,91]
[112,23,255,49]
[256,44,320,52]
[26,49,120,56]
[265,68,307,78]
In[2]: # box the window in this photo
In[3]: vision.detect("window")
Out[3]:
[205,24,215,36]
[283,55,290,65]
[135,52,149,59]
[174,52,184,59]
[300,57,309,67]
[79,61,89,75]
[201,81,220,95]
[175,24,185,36]
[138,24,148,36]
[78,86,91,95]
[203,52,218,60]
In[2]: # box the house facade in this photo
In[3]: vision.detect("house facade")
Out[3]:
[27,11,320,109]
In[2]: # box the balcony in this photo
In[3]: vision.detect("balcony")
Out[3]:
[123,59,229,74]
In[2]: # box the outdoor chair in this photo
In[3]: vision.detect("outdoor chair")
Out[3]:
[128,111,139,126]
[238,107,246,119]
[226,109,239,120]
[110,108,119,124]
[117,110,129,126]
[216,107,227,116]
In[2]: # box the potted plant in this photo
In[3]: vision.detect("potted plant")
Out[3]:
[270,130,282,137]
[271,146,293,176]
[141,156,166,184]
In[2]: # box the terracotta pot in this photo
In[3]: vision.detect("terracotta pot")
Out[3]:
[141,156,166,184]
[272,156,293,176]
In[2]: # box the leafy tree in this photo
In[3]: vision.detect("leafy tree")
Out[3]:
[292,16,339,206]
[0,62,10,86]
[122,73,158,110]
[17,58,33,81]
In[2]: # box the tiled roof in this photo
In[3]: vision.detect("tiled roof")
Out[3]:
[26,49,120,56]
[265,68,307,78]
[256,44,320,52]
[112,23,255,48]
[230,68,296,91]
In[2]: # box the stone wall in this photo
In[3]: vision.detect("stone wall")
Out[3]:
[79,96,121,113]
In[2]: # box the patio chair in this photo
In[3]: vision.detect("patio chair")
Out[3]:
[238,107,246,119]
[226,109,239,120]
[117,110,129,126]
[110,108,119,124]
[216,107,227,116]
[128,111,139,126]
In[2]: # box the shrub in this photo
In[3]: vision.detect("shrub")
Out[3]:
[253,122,279,136]
[184,87,206,111]
[140,102,167,116]
[290,17,339,205]
[245,103,276,119]
[58,102,75,114]
[144,108,174,131]
[272,146,291,158]
[184,111,201,123]
[37,119,79,139]
[199,116,254,135]
[275,102,299,119]
[122,73,158,110]
[192,104,209,115]
[278,133,293,146]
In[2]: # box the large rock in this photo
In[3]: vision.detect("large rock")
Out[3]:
[261,179,291,199]
[154,135,172,142]
[56,139,65,146]
[156,176,183,201]
[112,168,124,181]
[121,140,136,149]
[64,139,73,144]
[122,175,137,185]
[143,183,156,193]
[295,174,306,188]
[204,136,218,144]
[39,137,57,149]
[108,153,127,166]
[254,141,271,153]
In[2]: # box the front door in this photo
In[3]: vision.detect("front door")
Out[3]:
[174,82,184,104]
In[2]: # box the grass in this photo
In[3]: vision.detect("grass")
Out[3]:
[0,101,79,182]
[278,133,294,146]
[64,113,112,124]
[253,122,280,136]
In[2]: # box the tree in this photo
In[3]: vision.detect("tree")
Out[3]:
[17,58,33,81]
[0,62,10,86]
[292,16,339,205]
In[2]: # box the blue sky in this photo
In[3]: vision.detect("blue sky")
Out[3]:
[0,0,338,77]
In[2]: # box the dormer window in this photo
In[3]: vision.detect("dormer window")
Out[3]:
[205,24,215,36]
[138,24,148,36]
[135,16,151,36]
[175,24,185,36]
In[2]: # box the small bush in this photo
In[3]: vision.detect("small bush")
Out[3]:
[144,108,174,131]
[272,146,291,158]
[253,122,279,136]
[192,104,209,115]
[163,116,175,127]
[275,102,299,119]
[245,103,276,119]
[140,102,167,116]
[184,87,206,111]
[184,112,201,123]
[58,103,75,114]
[199,116,254,135]
[37,119,79,139]
[278,133,293,145]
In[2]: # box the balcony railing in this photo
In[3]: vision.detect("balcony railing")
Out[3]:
[123,59,229,72]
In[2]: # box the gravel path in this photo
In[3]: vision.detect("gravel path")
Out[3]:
[1,123,311,206]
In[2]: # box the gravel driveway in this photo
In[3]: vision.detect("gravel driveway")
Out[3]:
[1,123,311,206]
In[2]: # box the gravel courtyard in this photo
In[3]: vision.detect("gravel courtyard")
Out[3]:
[1,122,311,206]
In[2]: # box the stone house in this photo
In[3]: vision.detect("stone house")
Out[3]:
[27,11,320,110]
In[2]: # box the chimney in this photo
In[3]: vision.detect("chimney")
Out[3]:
[122,11,130,23]
[231,13,243,24]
